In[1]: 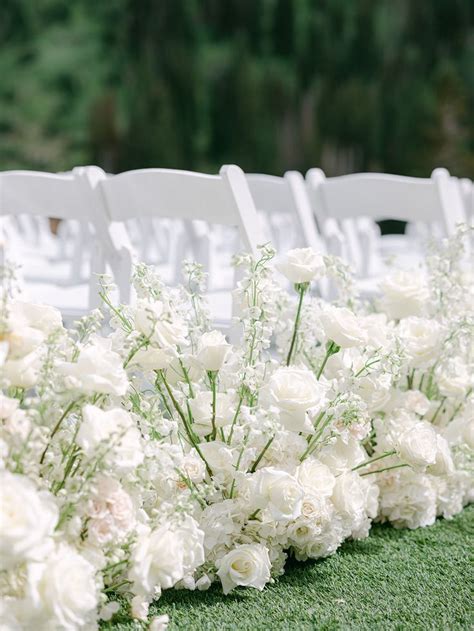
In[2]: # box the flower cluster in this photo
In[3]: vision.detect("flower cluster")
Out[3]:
[0,231,472,629]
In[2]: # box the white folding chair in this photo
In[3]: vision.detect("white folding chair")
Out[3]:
[459,178,473,222]
[78,164,266,326]
[306,167,466,280]
[0,170,125,321]
[245,171,324,253]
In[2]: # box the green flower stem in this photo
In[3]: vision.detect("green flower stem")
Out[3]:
[430,397,447,425]
[249,435,275,473]
[351,450,396,471]
[360,463,409,477]
[208,371,218,440]
[159,370,213,477]
[40,400,78,465]
[316,340,340,380]
[226,394,244,445]
[286,282,308,366]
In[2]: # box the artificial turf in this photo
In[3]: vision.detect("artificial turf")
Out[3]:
[105,505,473,630]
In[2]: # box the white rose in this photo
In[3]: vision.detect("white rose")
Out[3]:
[379,271,430,320]
[396,421,438,469]
[400,390,431,416]
[0,395,19,419]
[129,345,174,371]
[397,317,442,368]
[0,471,58,569]
[436,358,472,398]
[77,405,144,470]
[428,434,455,476]
[2,326,44,359]
[9,300,63,335]
[129,518,203,596]
[216,544,271,594]
[189,391,236,436]
[135,299,188,348]
[2,351,41,388]
[196,330,231,371]
[252,467,304,521]
[58,337,128,396]
[26,543,98,630]
[277,247,325,284]
[331,472,367,520]
[319,306,368,348]
[198,441,236,474]
[296,459,335,497]
[263,366,327,433]
[150,615,170,631]
[318,436,367,474]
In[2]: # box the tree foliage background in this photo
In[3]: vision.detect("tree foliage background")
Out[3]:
[1,0,472,177]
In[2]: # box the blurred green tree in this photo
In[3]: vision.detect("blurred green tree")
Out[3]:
[0,0,472,177]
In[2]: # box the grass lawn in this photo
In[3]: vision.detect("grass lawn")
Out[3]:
[105,505,473,630]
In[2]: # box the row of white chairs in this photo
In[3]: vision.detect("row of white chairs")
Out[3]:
[2,164,471,325]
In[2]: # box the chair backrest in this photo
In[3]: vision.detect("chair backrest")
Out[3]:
[0,170,91,221]
[95,164,265,256]
[459,178,473,221]
[246,171,322,252]
[306,167,465,236]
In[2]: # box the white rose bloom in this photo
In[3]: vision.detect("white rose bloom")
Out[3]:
[0,394,19,419]
[396,421,438,469]
[134,299,188,348]
[428,434,455,476]
[379,271,430,320]
[129,518,204,596]
[26,543,98,631]
[436,358,472,398]
[252,467,304,521]
[196,330,231,371]
[262,366,327,433]
[77,405,144,470]
[400,390,431,416]
[2,326,44,359]
[319,306,368,348]
[216,544,271,594]
[276,247,325,284]
[58,337,128,396]
[129,345,174,371]
[0,471,58,570]
[199,441,236,475]
[296,459,335,497]
[397,317,442,368]
[2,351,41,388]
[377,468,437,529]
[318,436,367,474]
[9,300,63,335]
[150,614,170,631]
[189,391,235,436]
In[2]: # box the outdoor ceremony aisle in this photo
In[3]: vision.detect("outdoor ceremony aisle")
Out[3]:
[104,506,473,630]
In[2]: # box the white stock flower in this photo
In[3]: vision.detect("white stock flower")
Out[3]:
[428,434,455,476]
[397,317,442,368]
[77,405,144,470]
[379,271,429,320]
[276,248,325,284]
[59,337,128,395]
[0,471,58,570]
[196,330,231,371]
[26,543,98,630]
[396,421,438,469]
[216,544,271,594]
[319,306,367,348]
[252,467,304,521]
[262,366,327,433]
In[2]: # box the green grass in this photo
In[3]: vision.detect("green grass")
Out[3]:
[106,505,473,630]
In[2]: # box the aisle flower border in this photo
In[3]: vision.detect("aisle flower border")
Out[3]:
[0,226,472,629]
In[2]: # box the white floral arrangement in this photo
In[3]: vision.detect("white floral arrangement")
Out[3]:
[0,228,472,630]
